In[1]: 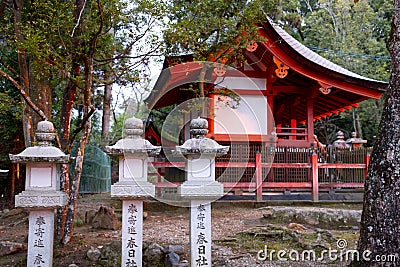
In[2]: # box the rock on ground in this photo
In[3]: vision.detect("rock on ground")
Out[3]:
[98,240,121,266]
[0,241,25,256]
[164,252,180,267]
[143,241,164,267]
[262,206,361,229]
[86,247,101,261]
[91,206,119,230]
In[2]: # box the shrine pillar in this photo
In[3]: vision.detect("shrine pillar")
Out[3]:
[307,97,314,146]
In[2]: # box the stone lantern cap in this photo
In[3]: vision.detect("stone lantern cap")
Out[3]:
[346,132,367,144]
[336,131,345,140]
[175,117,229,156]
[9,120,69,163]
[104,116,161,156]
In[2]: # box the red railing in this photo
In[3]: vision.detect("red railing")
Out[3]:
[276,126,307,140]
[148,146,370,202]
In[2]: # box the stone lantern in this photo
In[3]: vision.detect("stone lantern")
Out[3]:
[105,116,160,267]
[175,117,229,267]
[9,121,69,267]
[332,131,350,149]
[346,132,367,150]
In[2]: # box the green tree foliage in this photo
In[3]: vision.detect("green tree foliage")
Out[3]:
[302,0,391,80]
[0,36,23,160]
[0,0,166,243]
[0,88,23,162]
[164,0,303,62]
[0,0,164,143]
[296,0,391,144]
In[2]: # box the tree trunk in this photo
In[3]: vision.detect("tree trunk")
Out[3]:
[59,0,86,151]
[62,126,90,244]
[62,56,93,244]
[102,80,112,145]
[355,2,400,266]
[353,108,363,139]
[56,0,86,242]
[199,64,211,117]
[21,109,33,147]
[56,62,78,242]
[13,0,34,147]
[30,77,52,126]
[59,64,79,151]
[56,164,70,241]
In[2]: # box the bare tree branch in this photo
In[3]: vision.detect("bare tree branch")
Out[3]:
[89,0,104,57]
[0,69,48,121]
[67,105,95,152]
[70,0,87,37]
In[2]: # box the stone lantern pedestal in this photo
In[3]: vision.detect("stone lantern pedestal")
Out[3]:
[175,117,229,267]
[9,121,69,267]
[105,117,160,267]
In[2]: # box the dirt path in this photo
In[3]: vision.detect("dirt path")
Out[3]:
[0,194,362,266]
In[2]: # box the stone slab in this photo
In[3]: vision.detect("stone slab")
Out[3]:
[122,200,143,267]
[190,200,211,267]
[178,181,223,199]
[111,182,155,199]
[27,210,55,267]
[15,191,68,208]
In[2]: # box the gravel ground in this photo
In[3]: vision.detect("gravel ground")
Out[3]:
[142,202,340,267]
[0,194,357,266]
[143,203,266,266]
[142,201,355,267]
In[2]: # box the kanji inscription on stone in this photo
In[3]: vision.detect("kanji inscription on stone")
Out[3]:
[122,200,143,267]
[27,210,55,267]
[190,200,211,266]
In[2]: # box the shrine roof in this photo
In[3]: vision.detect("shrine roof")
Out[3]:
[257,18,387,97]
[266,18,377,82]
[146,18,388,116]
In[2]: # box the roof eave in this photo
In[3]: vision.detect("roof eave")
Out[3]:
[258,21,387,99]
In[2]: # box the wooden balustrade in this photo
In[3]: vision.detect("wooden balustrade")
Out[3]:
[147,146,371,202]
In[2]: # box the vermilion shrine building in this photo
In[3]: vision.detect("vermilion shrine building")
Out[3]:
[145,19,388,201]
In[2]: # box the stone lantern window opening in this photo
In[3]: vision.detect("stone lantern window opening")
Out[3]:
[122,157,145,181]
[27,163,55,190]
[190,158,212,179]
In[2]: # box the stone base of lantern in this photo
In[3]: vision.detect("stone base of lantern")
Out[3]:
[111,181,155,199]
[15,190,68,208]
[178,181,224,199]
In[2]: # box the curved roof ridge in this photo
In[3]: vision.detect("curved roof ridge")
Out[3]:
[266,17,386,84]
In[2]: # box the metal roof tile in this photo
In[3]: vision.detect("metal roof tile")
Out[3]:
[268,18,381,82]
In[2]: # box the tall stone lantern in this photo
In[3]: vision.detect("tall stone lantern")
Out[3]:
[105,117,160,267]
[9,121,69,267]
[175,117,229,267]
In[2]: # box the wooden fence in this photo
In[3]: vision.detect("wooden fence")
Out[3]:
[148,145,371,202]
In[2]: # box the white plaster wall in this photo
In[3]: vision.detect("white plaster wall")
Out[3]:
[213,95,268,135]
